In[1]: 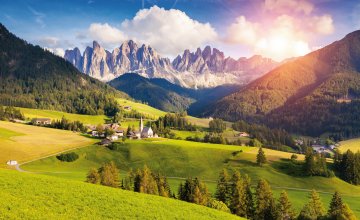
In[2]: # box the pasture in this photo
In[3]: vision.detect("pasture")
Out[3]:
[22,138,360,216]
[0,169,242,219]
[0,121,95,167]
[17,107,109,125]
[339,138,360,152]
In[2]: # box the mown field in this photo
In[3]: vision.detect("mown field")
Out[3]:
[339,138,360,152]
[0,121,95,167]
[22,138,360,217]
[0,169,242,219]
[17,107,109,125]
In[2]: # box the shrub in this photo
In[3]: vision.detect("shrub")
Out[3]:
[56,152,79,162]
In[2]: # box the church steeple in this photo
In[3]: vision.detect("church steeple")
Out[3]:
[140,117,144,133]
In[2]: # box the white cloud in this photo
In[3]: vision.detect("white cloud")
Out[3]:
[225,0,334,61]
[88,23,127,48]
[45,47,65,57]
[264,0,314,15]
[310,15,334,35]
[38,37,59,47]
[87,6,217,57]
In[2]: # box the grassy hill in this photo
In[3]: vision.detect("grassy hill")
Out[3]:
[0,121,95,167]
[339,138,360,152]
[0,169,242,219]
[17,107,109,125]
[22,139,360,217]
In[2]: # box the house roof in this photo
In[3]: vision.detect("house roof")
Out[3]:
[142,127,152,133]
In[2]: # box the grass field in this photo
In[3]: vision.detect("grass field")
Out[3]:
[17,107,109,125]
[117,98,166,118]
[339,138,360,152]
[0,121,96,167]
[22,138,360,217]
[0,169,242,220]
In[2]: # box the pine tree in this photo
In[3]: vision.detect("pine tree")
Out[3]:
[255,179,277,220]
[230,171,247,217]
[328,191,356,220]
[298,190,325,220]
[121,168,134,190]
[243,174,254,219]
[99,161,120,188]
[277,191,296,220]
[215,169,230,205]
[86,168,100,184]
[256,147,267,167]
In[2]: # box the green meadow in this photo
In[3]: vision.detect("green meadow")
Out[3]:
[17,107,109,124]
[0,169,242,220]
[339,138,360,152]
[22,139,360,217]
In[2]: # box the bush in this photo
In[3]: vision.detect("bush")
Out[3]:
[56,152,79,162]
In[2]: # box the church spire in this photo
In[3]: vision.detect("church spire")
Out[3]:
[140,117,144,133]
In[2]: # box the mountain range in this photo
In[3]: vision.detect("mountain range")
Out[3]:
[64,41,278,88]
[205,30,360,137]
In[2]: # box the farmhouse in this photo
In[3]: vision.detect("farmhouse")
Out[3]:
[237,132,250,137]
[6,160,18,165]
[124,106,132,110]
[32,118,51,125]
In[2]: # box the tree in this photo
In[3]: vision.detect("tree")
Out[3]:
[277,191,295,220]
[215,169,231,205]
[255,179,277,220]
[256,147,267,166]
[134,165,158,195]
[207,199,231,213]
[121,168,134,190]
[298,190,325,220]
[230,171,253,218]
[86,168,100,184]
[328,191,356,220]
[99,161,120,188]
[96,124,104,136]
[209,118,226,133]
[104,127,115,137]
[291,154,298,163]
[178,177,210,206]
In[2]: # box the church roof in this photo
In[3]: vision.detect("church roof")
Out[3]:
[142,127,152,133]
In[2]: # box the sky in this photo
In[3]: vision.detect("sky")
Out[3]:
[1,0,360,61]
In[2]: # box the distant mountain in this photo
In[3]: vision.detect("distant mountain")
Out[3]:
[65,42,278,88]
[0,23,128,116]
[205,30,360,137]
[109,73,239,113]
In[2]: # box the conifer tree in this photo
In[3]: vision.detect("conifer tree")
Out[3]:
[230,171,247,217]
[86,168,100,184]
[243,174,254,219]
[298,190,325,220]
[277,191,295,220]
[328,191,356,220]
[99,161,120,188]
[255,179,277,220]
[256,147,267,166]
[215,169,230,205]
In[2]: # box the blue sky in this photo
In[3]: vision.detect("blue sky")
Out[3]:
[1,0,360,61]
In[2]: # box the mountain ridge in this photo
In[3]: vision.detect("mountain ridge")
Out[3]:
[65,41,279,88]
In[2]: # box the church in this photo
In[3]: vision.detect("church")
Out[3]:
[139,117,154,138]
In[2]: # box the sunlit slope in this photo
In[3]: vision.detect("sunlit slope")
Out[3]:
[0,169,242,219]
[0,121,95,167]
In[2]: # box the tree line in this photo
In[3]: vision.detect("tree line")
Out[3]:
[0,106,24,121]
[334,149,360,185]
[85,162,356,219]
[232,120,296,150]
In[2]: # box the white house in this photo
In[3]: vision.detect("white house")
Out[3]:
[238,132,250,137]
[7,160,18,165]
[108,135,119,141]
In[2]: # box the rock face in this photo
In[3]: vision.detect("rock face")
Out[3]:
[64,41,279,88]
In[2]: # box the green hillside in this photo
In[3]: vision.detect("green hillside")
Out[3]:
[22,139,360,217]
[0,169,242,219]
[0,23,127,116]
[206,30,360,137]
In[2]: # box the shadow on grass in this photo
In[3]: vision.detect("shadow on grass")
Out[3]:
[271,159,305,177]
